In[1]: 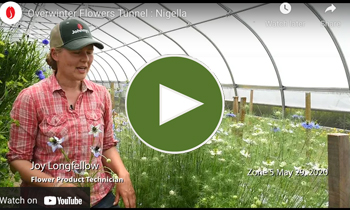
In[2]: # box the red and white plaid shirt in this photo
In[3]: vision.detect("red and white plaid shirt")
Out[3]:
[7,74,118,206]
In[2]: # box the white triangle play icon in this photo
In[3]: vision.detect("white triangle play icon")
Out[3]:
[160,84,204,126]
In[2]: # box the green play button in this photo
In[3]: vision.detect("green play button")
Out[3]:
[125,55,224,154]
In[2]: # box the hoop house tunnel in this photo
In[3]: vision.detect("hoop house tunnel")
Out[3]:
[0,3,349,208]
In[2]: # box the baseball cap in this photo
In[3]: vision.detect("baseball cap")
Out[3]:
[50,18,104,50]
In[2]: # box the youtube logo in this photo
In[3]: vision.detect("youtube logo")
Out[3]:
[44,196,56,205]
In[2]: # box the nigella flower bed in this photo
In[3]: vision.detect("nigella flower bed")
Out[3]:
[113,110,348,208]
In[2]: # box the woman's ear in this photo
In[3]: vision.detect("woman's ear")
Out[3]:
[51,48,59,62]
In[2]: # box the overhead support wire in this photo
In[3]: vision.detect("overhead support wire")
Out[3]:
[90,63,104,85]
[90,3,144,32]
[20,5,53,36]
[25,3,40,34]
[76,6,147,74]
[101,11,162,56]
[115,3,189,56]
[104,52,130,81]
[92,58,112,84]
[95,3,268,55]
[87,3,148,64]
[95,54,120,88]
[88,66,98,81]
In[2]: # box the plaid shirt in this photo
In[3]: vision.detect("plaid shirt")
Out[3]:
[7,74,118,206]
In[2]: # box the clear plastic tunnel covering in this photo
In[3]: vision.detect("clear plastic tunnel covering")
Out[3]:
[1,3,350,112]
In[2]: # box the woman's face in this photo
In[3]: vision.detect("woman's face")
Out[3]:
[53,44,94,81]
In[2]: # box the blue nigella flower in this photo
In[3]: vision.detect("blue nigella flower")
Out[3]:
[42,39,49,45]
[312,121,320,129]
[292,114,300,119]
[115,88,123,94]
[39,74,45,80]
[47,136,64,152]
[226,113,236,118]
[292,115,304,120]
[301,121,313,129]
[272,127,281,132]
[4,50,8,55]
[35,70,45,80]
[122,80,129,87]
[91,146,101,158]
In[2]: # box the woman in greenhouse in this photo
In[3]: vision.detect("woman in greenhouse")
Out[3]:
[6,18,136,208]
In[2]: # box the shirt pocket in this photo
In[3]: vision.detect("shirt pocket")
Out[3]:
[85,112,105,143]
[39,114,69,139]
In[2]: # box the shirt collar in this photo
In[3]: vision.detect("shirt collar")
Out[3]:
[49,74,62,93]
[82,78,94,92]
[49,74,94,93]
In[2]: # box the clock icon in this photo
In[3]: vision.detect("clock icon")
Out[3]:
[280,3,292,14]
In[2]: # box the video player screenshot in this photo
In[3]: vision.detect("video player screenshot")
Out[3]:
[0,2,349,208]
